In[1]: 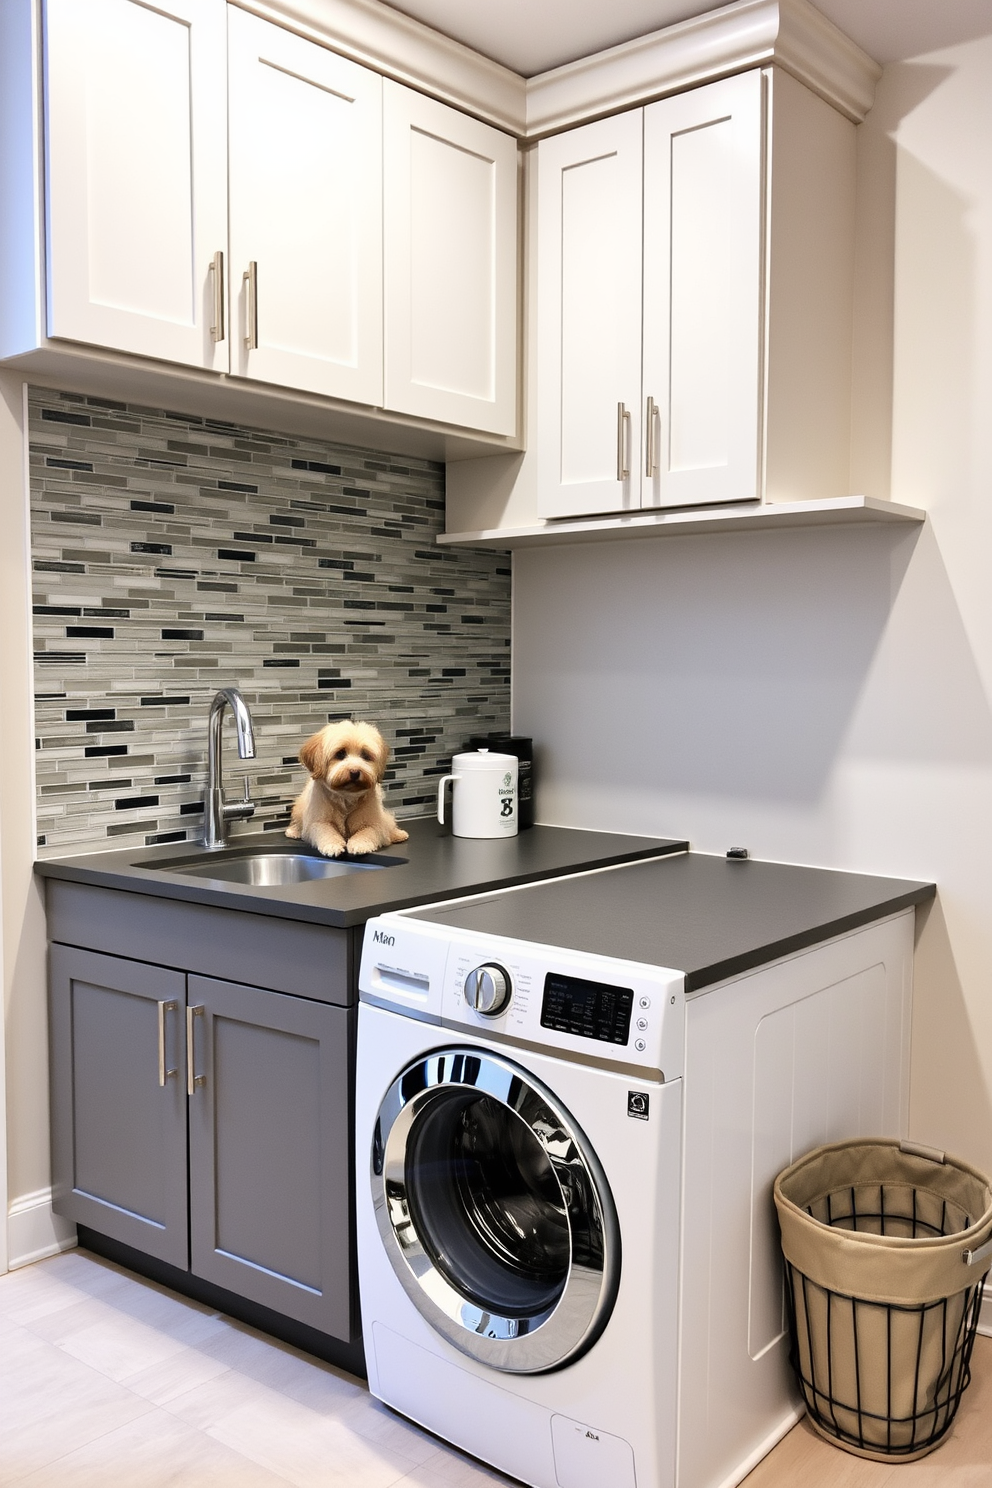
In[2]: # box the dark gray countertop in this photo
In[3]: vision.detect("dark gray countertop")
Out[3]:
[34,818,689,929]
[407,852,936,990]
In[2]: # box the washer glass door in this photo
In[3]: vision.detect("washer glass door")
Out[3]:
[371,1047,620,1374]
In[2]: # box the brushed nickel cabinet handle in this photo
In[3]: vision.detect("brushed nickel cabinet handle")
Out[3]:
[645,395,659,478]
[616,402,630,482]
[186,1005,205,1095]
[243,260,258,350]
[209,251,225,342]
[157,999,178,1086]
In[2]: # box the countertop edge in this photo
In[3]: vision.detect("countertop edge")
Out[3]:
[682,882,936,993]
[34,837,691,929]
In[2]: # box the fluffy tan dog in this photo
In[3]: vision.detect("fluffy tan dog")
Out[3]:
[286,720,409,858]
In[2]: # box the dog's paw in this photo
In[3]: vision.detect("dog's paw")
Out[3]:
[345,830,379,856]
[391,827,410,844]
[285,822,301,839]
[311,831,346,858]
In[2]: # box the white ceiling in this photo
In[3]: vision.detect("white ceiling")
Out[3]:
[377,0,992,77]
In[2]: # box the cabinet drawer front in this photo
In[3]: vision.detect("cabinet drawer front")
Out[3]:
[187,976,354,1340]
[44,0,228,369]
[537,110,644,518]
[45,882,352,1004]
[642,70,764,509]
[49,945,189,1267]
[383,81,518,436]
[227,9,383,403]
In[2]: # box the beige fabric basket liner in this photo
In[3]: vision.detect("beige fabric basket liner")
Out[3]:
[775,1138,992,1306]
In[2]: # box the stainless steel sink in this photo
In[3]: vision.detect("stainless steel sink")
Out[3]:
[140,846,406,886]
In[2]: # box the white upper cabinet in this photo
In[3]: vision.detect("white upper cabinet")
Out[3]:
[538,71,764,520]
[383,82,518,436]
[537,112,643,518]
[227,11,383,404]
[32,3,518,436]
[44,0,228,371]
[642,72,763,510]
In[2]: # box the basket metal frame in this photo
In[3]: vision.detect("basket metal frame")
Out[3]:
[784,1190,987,1458]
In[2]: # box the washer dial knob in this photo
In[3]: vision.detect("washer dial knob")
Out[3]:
[464,963,511,1017]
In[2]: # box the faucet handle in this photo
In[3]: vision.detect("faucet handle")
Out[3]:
[242,775,252,803]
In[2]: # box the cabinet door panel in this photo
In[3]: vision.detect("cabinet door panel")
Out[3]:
[43,0,228,369]
[188,976,353,1340]
[384,82,517,435]
[537,112,643,518]
[643,71,764,508]
[228,10,382,403]
[49,946,188,1266]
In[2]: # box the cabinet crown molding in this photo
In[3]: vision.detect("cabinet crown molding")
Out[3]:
[240,0,880,138]
[229,0,527,134]
[525,0,881,136]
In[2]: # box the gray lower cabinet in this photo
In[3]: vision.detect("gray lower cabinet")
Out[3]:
[50,945,189,1267]
[187,975,351,1337]
[50,942,352,1338]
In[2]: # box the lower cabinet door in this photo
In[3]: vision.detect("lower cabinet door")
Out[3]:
[49,945,189,1267]
[187,976,353,1339]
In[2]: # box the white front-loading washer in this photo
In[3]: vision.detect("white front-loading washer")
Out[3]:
[355,861,916,1488]
[356,917,684,1488]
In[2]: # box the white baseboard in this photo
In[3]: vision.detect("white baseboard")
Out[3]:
[7,1188,77,1270]
[978,1280,992,1338]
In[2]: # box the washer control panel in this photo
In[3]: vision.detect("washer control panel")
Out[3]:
[540,970,633,1045]
[360,914,685,1079]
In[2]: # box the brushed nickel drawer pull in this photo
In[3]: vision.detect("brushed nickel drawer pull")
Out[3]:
[186,1005,206,1095]
[209,250,225,342]
[157,999,178,1086]
[645,395,659,478]
[244,260,258,350]
[616,401,630,482]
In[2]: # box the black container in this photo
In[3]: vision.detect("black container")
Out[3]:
[466,734,534,829]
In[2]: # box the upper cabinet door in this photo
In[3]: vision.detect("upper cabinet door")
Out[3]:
[43,0,228,370]
[228,11,383,404]
[642,71,765,509]
[383,82,518,436]
[537,111,644,519]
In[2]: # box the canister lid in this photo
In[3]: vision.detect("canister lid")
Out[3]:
[451,750,518,771]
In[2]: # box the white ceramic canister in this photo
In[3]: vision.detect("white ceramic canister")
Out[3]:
[437,750,518,838]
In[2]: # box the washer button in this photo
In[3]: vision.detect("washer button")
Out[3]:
[639,996,651,1010]
[636,1017,648,1031]
[634,1038,647,1052]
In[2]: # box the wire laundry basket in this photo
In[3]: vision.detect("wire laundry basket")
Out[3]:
[774,1138,992,1462]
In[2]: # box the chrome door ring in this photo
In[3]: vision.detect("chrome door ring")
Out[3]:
[371,1045,620,1374]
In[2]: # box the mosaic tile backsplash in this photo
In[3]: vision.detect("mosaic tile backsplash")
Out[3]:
[31,389,510,854]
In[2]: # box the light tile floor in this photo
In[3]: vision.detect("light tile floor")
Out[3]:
[0,1250,518,1487]
[1,1250,989,1486]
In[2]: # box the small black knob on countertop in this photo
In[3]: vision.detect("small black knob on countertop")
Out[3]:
[726,847,749,860]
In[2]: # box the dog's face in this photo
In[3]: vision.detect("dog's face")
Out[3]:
[299,721,389,795]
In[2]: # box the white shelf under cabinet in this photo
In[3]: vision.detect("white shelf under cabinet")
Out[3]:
[436,496,926,549]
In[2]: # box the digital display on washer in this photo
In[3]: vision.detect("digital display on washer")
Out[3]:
[541,972,633,1045]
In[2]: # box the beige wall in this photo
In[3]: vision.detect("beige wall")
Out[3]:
[513,36,992,1171]
[0,371,53,1271]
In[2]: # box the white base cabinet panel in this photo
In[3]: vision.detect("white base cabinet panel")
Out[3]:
[44,0,228,371]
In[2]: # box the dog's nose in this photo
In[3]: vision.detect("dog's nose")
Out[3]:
[349,769,361,781]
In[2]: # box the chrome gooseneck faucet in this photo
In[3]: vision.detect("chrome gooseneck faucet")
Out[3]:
[203,687,257,849]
